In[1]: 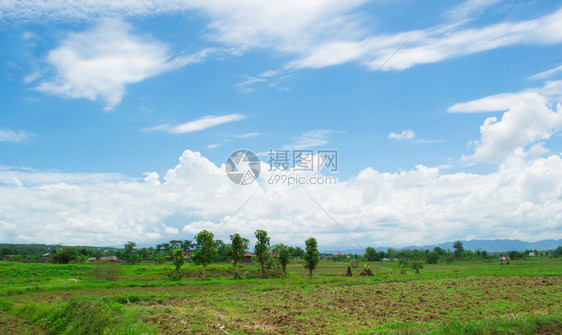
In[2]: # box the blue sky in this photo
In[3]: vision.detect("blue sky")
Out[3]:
[1,0,562,248]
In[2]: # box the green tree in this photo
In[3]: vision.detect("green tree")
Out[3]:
[551,246,562,257]
[304,237,320,278]
[123,241,137,263]
[53,247,78,264]
[290,246,304,258]
[128,252,141,265]
[273,244,291,275]
[172,247,185,271]
[507,250,523,260]
[453,241,464,259]
[152,253,165,264]
[191,230,217,280]
[215,240,232,262]
[181,240,194,250]
[426,252,439,264]
[230,233,249,279]
[433,247,445,256]
[254,229,271,277]
[364,247,382,262]
[76,254,89,263]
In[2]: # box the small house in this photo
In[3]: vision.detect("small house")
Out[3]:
[243,252,255,263]
[98,256,118,262]
[182,248,192,261]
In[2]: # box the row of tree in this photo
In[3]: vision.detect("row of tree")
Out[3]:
[186,229,319,280]
[362,241,561,265]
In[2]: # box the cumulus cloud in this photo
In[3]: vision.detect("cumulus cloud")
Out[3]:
[1,149,561,247]
[146,114,246,134]
[388,129,415,140]
[449,80,562,161]
[0,129,33,143]
[35,19,208,111]
[465,94,562,161]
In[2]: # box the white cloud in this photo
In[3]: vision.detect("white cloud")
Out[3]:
[288,8,562,72]
[1,149,561,247]
[6,1,562,80]
[448,0,504,20]
[35,19,208,111]
[282,130,332,150]
[235,132,259,138]
[388,129,415,140]
[0,1,198,22]
[448,80,562,113]
[530,65,562,81]
[206,144,219,149]
[464,93,562,161]
[164,226,179,235]
[528,142,549,156]
[0,129,33,143]
[146,114,245,134]
[447,79,562,161]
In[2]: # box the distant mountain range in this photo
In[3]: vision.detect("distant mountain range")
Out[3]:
[324,239,562,254]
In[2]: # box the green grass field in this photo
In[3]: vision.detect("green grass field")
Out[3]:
[0,258,560,334]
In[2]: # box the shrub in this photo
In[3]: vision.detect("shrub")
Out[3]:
[411,259,424,274]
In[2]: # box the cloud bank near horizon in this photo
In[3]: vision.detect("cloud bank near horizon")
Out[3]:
[1,147,560,248]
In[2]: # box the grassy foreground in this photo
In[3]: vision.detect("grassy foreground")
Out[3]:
[0,258,560,334]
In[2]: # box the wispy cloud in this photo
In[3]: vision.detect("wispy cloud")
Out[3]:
[235,132,259,138]
[414,139,444,144]
[282,129,332,150]
[0,129,33,143]
[6,1,562,82]
[146,114,246,134]
[388,129,415,140]
[290,8,562,72]
[448,80,562,113]
[235,76,267,87]
[448,0,504,20]
[529,65,562,81]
